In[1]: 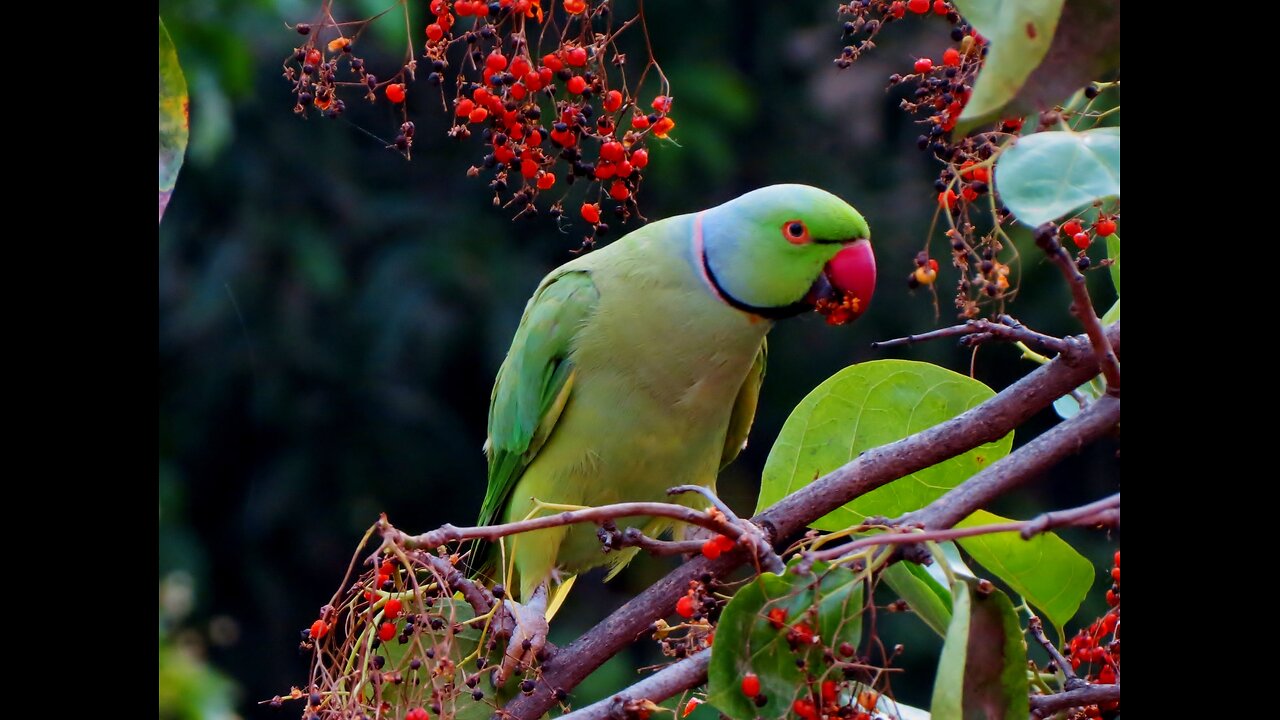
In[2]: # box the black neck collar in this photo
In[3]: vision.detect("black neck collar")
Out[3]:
[699,231,813,320]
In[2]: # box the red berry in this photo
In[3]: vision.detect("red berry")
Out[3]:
[385,83,406,104]
[615,160,633,178]
[943,48,961,67]
[581,202,601,224]
[631,114,650,130]
[928,258,939,273]
[485,52,508,71]
[913,58,933,74]
[1114,550,1120,568]
[609,180,630,201]
[1111,567,1120,582]
[653,117,676,138]
[495,145,515,164]
[430,0,446,14]
[1061,219,1083,236]
[793,699,818,720]
[469,107,489,124]
[1106,589,1118,606]
[384,598,403,619]
[406,709,431,720]
[938,189,958,210]
[793,622,816,644]
[600,141,625,163]
[1095,218,1117,236]
[567,76,587,94]
[511,56,531,79]
[537,172,556,190]
[426,23,444,42]
[889,1,905,17]
[933,0,948,14]
[741,673,761,698]
[306,48,322,65]
[713,534,736,552]
[603,90,624,113]
[543,53,564,71]
[567,46,588,67]
[767,607,787,629]
[456,0,474,15]
[651,95,672,113]
[682,699,700,717]
[675,594,695,618]
[310,619,329,639]
[456,98,475,117]
[961,186,978,202]
[378,622,396,642]
[564,0,587,13]
[521,158,539,178]
[1072,232,1090,250]
[822,680,837,703]
[630,148,649,168]
[907,0,929,13]
[701,539,721,560]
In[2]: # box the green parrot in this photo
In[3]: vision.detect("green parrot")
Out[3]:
[476,184,875,680]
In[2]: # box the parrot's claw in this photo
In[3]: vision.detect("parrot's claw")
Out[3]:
[490,584,549,688]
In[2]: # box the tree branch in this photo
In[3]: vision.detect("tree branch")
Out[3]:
[389,501,745,551]
[1028,616,1083,690]
[806,494,1119,563]
[871,316,1069,356]
[1035,228,1121,393]
[559,650,711,720]
[1029,684,1120,715]
[500,325,1119,720]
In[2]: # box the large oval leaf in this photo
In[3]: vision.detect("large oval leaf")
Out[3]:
[994,128,1120,226]
[953,0,1065,127]
[159,17,189,225]
[931,579,1028,720]
[757,360,1012,529]
[707,561,865,720]
[955,510,1092,631]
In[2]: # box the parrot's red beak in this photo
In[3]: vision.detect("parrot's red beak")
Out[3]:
[806,239,876,323]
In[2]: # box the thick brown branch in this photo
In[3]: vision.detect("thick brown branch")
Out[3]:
[419,551,494,615]
[559,650,711,720]
[902,394,1120,531]
[1035,228,1121,392]
[1029,684,1120,716]
[807,494,1119,563]
[501,325,1119,720]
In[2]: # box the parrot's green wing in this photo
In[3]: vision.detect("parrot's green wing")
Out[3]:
[720,338,767,470]
[474,270,600,573]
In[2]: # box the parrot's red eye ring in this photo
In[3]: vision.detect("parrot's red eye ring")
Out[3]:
[782,219,810,245]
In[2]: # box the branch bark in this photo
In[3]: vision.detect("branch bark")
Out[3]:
[559,650,711,720]
[1029,684,1120,715]
[500,325,1119,720]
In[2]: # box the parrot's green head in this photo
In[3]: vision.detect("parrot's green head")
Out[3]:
[697,184,876,321]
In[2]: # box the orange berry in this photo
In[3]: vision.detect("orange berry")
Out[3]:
[581,202,601,224]
[857,690,879,710]
[310,619,329,639]
[943,48,961,66]
[653,117,675,138]
[675,594,695,618]
[469,107,489,124]
[537,172,556,190]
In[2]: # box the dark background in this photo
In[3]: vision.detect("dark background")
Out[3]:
[158,2,1119,717]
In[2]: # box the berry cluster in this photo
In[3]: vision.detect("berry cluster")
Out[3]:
[832,0,962,69]
[656,577,718,659]
[285,0,673,243]
[287,548,547,719]
[1064,550,1120,719]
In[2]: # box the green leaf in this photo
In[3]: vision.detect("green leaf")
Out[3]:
[1102,298,1119,325]
[1106,232,1120,295]
[994,128,1119,226]
[707,561,865,720]
[159,17,189,225]
[758,360,1013,529]
[1051,375,1104,420]
[953,0,1065,128]
[955,510,1092,630]
[883,562,953,638]
[931,579,1029,720]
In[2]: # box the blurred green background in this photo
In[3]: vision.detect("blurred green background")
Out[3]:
[158,2,1119,718]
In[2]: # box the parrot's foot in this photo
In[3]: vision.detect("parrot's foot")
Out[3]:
[490,584,549,688]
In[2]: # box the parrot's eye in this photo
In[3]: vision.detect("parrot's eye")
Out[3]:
[782,220,810,245]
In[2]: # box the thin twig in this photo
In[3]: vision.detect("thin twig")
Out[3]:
[668,485,739,522]
[614,526,704,557]
[871,317,1070,356]
[388,500,744,550]
[1029,684,1120,716]
[1029,616,1084,690]
[502,326,1120,720]
[1035,228,1121,392]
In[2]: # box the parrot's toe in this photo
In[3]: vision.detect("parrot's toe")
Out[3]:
[491,584,549,688]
